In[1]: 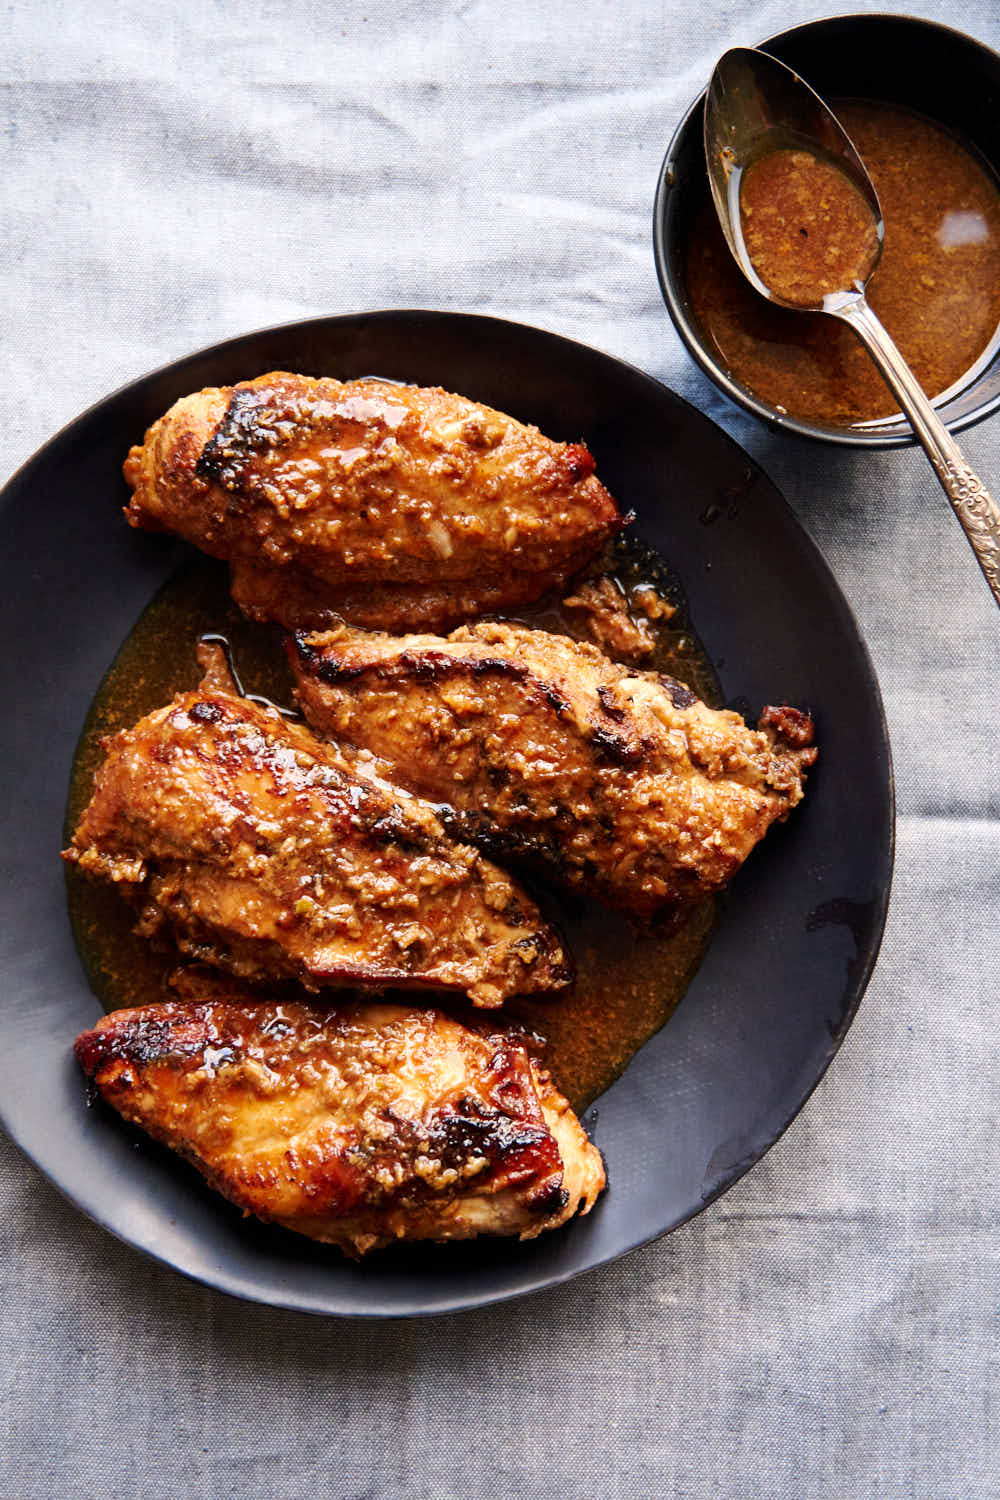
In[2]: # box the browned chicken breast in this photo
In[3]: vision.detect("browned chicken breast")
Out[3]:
[123,372,624,632]
[74,977,605,1257]
[291,620,817,924]
[63,655,570,1007]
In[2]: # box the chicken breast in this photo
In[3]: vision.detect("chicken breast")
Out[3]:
[291,620,817,924]
[123,372,624,632]
[74,976,605,1257]
[63,653,570,1007]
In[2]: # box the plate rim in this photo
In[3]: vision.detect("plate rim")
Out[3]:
[0,307,896,1317]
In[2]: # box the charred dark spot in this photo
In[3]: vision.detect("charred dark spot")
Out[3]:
[429,1095,553,1172]
[189,701,224,725]
[519,928,574,984]
[509,936,542,965]
[659,675,698,709]
[528,1181,570,1215]
[196,386,290,489]
[294,644,580,729]
[435,804,498,847]
[309,654,369,685]
[75,1006,217,1074]
[411,654,571,717]
[541,683,570,716]
[596,685,625,722]
[445,812,553,875]
[409,655,445,682]
[589,724,641,765]
[469,655,511,678]
[368,808,429,854]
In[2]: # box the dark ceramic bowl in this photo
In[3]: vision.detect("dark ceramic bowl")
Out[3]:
[653,14,1000,447]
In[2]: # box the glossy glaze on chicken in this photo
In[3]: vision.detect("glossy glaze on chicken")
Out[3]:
[123,372,624,631]
[63,649,570,1008]
[75,974,605,1257]
[60,362,825,1270]
[291,619,817,924]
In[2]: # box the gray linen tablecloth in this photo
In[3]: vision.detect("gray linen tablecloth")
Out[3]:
[3,2,999,1495]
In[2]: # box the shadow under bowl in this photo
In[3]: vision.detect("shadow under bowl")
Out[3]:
[653,13,1000,448]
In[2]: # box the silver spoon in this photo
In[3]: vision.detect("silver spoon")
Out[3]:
[704,46,1000,608]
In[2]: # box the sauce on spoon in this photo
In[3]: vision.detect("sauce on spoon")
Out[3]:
[739,146,880,306]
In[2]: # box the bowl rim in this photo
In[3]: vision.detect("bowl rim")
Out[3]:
[652,11,1000,448]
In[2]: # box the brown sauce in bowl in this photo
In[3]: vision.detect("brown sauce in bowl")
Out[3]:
[687,101,1000,426]
[64,540,719,1114]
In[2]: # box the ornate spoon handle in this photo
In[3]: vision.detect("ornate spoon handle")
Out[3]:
[834,294,1000,606]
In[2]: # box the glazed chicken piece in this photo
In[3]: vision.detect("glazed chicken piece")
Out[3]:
[75,975,605,1257]
[291,620,817,925]
[123,372,624,632]
[63,649,570,1007]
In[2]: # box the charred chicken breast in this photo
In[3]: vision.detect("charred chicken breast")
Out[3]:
[75,977,605,1257]
[63,652,570,1007]
[123,372,624,631]
[291,620,817,924]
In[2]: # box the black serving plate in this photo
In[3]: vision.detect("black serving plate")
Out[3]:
[0,311,893,1316]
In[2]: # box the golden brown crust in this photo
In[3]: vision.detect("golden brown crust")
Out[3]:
[291,620,817,924]
[75,979,605,1256]
[123,373,624,631]
[63,672,571,1007]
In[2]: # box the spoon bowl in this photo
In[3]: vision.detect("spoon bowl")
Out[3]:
[704,48,884,312]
